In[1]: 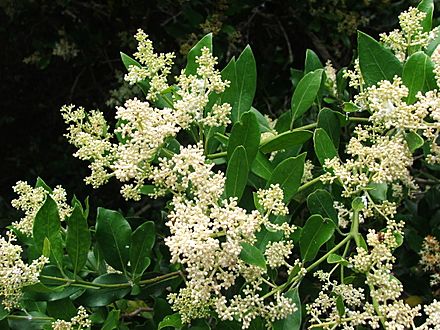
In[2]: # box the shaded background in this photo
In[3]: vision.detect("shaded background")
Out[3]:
[0,0,419,224]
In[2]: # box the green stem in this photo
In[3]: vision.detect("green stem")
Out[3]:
[206,151,227,160]
[39,271,181,289]
[7,315,53,321]
[297,175,322,193]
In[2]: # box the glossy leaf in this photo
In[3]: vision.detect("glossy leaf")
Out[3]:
[226,146,249,201]
[291,69,323,126]
[232,46,257,122]
[259,130,312,154]
[66,205,91,276]
[272,287,302,330]
[417,0,434,32]
[251,151,274,181]
[405,131,425,152]
[239,242,267,270]
[317,108,340,147]
[95,208,132,272]
[300,215,335,262]
[307,189,338,225]
[130,221,155,281]
[158,313,183,330]
[314,128,338,166]
[33,196,63,268]
[327,253,349,266]
[267,153,306,202]
[251,107,273,133]
[367,182,388,202]
[102,310,120,330]
[77,274,130,307]
[185,33,212,76]
[358,31,402,86]
[402,51,436,104]
[227,111,260,165]
[304,49,323,73]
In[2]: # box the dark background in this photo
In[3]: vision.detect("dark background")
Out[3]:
[0,0,416,225]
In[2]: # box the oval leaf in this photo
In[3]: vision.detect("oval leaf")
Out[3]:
[226,146,249,201]
[227,111,260,165]
[66,205,91,276]
[158,313,183,330]
[403,51,436,104]
[260,130,313,154]
[300,215,335,262]
[314,128,338,166]
[239,242,267,270]
[317,108,340,147]
[272,286,301,330]
[185,33,212,76]
[130,221,155,281]
[358,31,402,86]
[307,189,338,225]
[267,153,306,202]
[291,69,323,126]
[96,208,132,272]
[251,151,274,181]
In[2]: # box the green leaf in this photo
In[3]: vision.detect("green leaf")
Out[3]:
[336,295,345,317]
[33,196,63,268]
[251,107,273,133]
[402,51,436,104]
[272,286,301,330]
[314,128,338,166]
[367,182,388,202]
[130,221,155,281]
[46,298,77,321]
[77,274,130,307]
[102,310,120,330]
[139,185,156,195]
[251,151,273,181]
[158,313,183,330]
[120,52,150,95]
[239,242,267,270]
[343,102,361,113]
[227,111,260,165]
[317,108,340,147]
[35,177,52,193]
[405,131,425,152]
[327,253,349,266]
[291,69,323,126]
[300,215,335,262]
[185,33,212,76]
[267,153,306,202]
[232,46,257,122]
[304,49,323,73]
[0,304,9,321]
[417,0,434,32]
[351,197,365,211]
[226,146,249,201]
[66,205,91,276]
[95,208,132,273]
[307,189,338,225]
[358,31,402,86]
[259,130,313,154]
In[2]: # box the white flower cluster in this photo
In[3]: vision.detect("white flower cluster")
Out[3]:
[257,184,288,216]
[51,306,91,330]
[380,7,438,61]
[322,126,416,202]
[124,29,175,101]
[148,144,296,328]
[0,232,48,310]
[420,235,440,288]
[62,34,232,200]
[11,181,71,236]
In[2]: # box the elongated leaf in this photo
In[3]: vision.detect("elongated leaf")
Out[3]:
[226,146,249,201]
[300,215,335,262]
[405,131,424,152]
[307,189,338,225]
[120,52,149,95]
[267,153,306,202]
[35,177,52,193]
[66,205,91,276]
[102,309,120,330]
[314,128,338,166]
[185,33,212,76]
[417,0,434,32]
[233,46,257,122]
[317,108,340,147]
[33,196,63,268]
[130,221,155,281]
[291,69,323,126]
[367,182,388,202]
[272,287,302,330]
[304,49,323,74]
[158,313,183,330]
[96,208,132,272]
[239,242,266,270]
[251,151,273,180]
[260,130,312,154]
[227,111,260,165]
[358,31,402,86]
[251,107,273,133]
[403,51,436,103]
